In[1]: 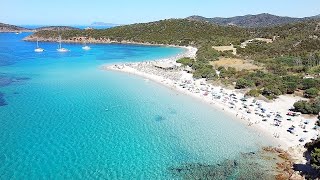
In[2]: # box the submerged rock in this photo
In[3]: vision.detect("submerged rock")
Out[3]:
[169,160,238,179]
[168,149,282,179]
[13,77,30,81]
[0,92,7,106]
[0,76,13,87]
[0,74,30,87]
[155,115,166,122]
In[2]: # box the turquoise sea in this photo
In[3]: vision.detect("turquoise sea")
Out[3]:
[0,33,276,179]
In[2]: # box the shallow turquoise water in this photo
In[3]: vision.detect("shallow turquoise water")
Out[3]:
[0,33,274,179]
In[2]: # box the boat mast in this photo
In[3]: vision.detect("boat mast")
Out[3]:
[58,27,62,49]
[59,36,62,49]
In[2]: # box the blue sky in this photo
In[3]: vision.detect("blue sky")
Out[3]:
[1,0,320,25]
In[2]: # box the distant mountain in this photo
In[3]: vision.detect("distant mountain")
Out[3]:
[35,26,80,31]
[310,14,320,19]
[91,22,119,27]
[186,13,320,28]
[0,22,32,32]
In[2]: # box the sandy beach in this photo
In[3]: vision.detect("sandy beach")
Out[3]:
[101,46,320,164]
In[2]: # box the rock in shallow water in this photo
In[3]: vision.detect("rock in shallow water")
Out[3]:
[155,115,166,122]
[0,75,31,87]
[168,151,278,179]
[0,93,7,106]
[0,76,13,87]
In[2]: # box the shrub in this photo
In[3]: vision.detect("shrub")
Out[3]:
[235,78,254,89]
[311,148,320,170]
[305,138,320,173]
[193,67,216,80]
[304,88,319,98]
[261,85,282,99]
[302,78,318,90]
[286,82,298,94]
[246,89,261,97]
[219,67,237,79]
[176,58,194,67]
[196,45,220,61]
[293,97,320,114]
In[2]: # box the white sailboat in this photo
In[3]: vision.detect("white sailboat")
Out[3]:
[82,41,91,50]
[57,36,69,52]
[34,39,44,52]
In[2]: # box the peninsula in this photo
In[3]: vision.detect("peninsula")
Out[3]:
[0,23,33,32]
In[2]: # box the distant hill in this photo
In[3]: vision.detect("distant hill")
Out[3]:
[186,13,320,28]
[0,23,32,32]
[35,26,80,31]
[91,22,119,27]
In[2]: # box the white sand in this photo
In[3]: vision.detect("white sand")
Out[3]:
[101,46,320,162]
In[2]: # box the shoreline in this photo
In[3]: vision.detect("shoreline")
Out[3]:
[23,36,192,49]
[100,46,319,165]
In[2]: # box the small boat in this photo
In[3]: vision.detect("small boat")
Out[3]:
[34,39,44,52]
[57,35,69,52]
[82,41,91,50]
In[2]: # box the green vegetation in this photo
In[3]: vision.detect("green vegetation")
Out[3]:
[302,78,320,90]
[245,89,261,97]
[31,19,250,47]
[305,138,320,175]
[196,45,220,61]
[235,78,254,89]
[193,65,217,80]
[176,57,194,66]
[239,20,320,59]
[176,57,217,80]
[187,13,318,28]
[304,88,319,98]
[293,97,320,114]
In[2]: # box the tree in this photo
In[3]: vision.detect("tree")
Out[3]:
[286,82,298,94]
[305,138,320,174]
[302,78,318,90]
[311,148,320,170]
[304,88,319,98]
[246,89,261,97]
[262,85,282,99]
[293,100,309,114]
[176,58,194,67]
[293,97,320,114]
[313,97,320,114]
[266,64,287,76]
[235,78,253,89]
[193,67,216,80]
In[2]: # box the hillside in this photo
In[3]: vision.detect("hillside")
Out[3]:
[25,19,251,46]
[186,13,320,28]
[239,20,320,58]
[35,26,80,31]
[0,23,32,32]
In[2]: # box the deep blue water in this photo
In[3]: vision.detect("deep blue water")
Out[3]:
[0,32,275,179]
